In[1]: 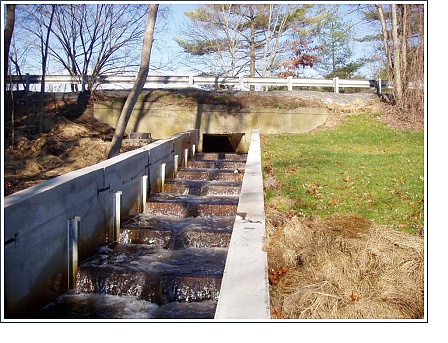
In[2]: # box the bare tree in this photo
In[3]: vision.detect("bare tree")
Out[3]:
[175,4,246,76]
[107,4,159,159]
[259,4,300,77]
[376,4,424,122]
[48,4,148,91]
[38,5,56,133]
[390,4,403,101]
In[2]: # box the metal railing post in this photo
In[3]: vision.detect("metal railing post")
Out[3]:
[333,77,339,93]
[239,76,245,90]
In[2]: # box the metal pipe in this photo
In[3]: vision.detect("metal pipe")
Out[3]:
[161,163,166,193]
[67,216,80,289]
[174,154,179,177]
[142,175,148,212]
[184,148,188,168]
[114,191,122,241]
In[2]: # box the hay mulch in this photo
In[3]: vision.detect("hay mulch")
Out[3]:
[266,208,424,320]
[4,114,114,196]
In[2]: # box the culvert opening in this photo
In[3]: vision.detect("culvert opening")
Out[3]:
[202,133,245,153]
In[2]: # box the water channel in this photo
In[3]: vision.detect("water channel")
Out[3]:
[33,152,247,319]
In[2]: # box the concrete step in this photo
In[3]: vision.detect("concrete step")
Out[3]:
[29,133,266,319]
[194,152,247,161]
[175,168,244,182]
[163,179,242,196]
[144,194,239,217]
[119,215,234,248]
[187,160,246,170]
[75,243,227,304]
[33,293,218,319]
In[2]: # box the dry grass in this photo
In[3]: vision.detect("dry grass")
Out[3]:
[266,207,424,319]
[4,110,114,195]
[264,105,424,320]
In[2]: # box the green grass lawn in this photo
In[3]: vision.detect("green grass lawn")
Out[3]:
[261,112,425,233]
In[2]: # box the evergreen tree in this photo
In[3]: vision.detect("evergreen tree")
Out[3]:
[175,4,312,80]
[312,5,364,79]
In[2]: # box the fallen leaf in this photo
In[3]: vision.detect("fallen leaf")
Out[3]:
[268,266,289,285]
[271,308,282,319]
[350,291,360,301]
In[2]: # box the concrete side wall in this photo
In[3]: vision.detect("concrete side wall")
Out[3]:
[3,130,198,319]
[214,129,270,320]
[94,102,327,152]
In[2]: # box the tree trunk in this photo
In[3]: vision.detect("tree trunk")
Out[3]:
[39,5,56,134]
[5,5,16,145]
[4,4,15,92]
[391,4,403,101]
[376,4,393,75]
[107,4,159,158]
[249,6,256,90]
[400,5,408,92]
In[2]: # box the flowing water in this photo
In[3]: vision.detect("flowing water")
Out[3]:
[34,152,247,319]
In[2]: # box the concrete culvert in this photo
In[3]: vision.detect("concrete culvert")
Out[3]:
[202,133,245,153]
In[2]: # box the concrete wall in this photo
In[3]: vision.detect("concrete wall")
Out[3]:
[3,130,198,319]
[214,129,270,319]
[94,102,328,152]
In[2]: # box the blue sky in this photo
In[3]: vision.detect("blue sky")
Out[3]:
[151,3,198,73]
[2,2,419,79]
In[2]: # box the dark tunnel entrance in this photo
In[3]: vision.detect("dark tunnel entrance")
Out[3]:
[202,133,245,153]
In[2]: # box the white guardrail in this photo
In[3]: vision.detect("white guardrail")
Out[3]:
[8,74,392,93]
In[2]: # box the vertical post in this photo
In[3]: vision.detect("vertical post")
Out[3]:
[239,75,244,90]
[192,144,196,160]
[67,216,80,289]
[287,76,293,91]
[25,73,30,93]
[333,77,339,93]
[174,154,179,177]
[377,78,382,95]
[114,191,122,242]
[189,75,194,88]
[161,163,166,193]
[184,148,189,168]
[142,175,148,212]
